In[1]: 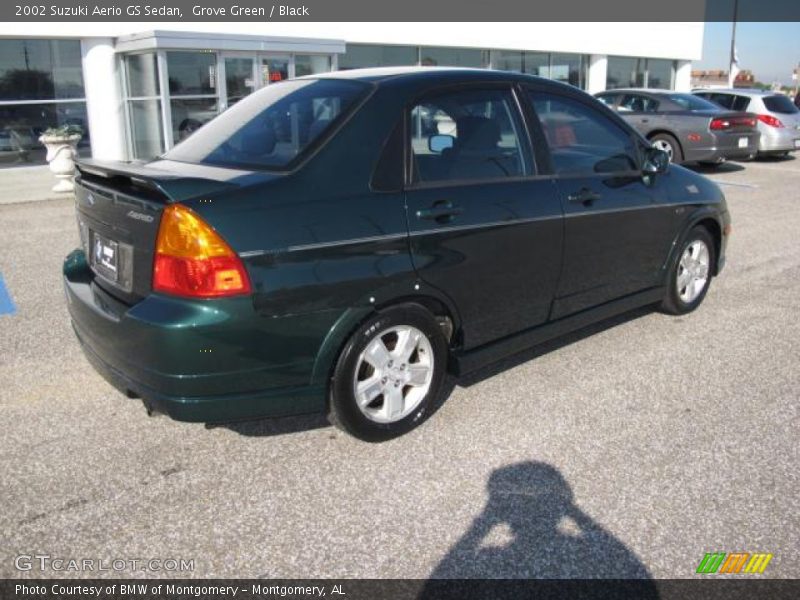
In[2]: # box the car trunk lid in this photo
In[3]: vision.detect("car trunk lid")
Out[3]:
[74,158,272,304]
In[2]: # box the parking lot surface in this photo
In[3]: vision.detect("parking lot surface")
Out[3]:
[1,158,798,579]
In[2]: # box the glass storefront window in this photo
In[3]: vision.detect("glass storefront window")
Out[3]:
[127,99,164,159]
[224,57,255,105]
[261,57,289,85]
[607,56,645,89]
[607,56,675,90]
[171,98,218,144]
[166,51,217,95]
[0,102,90,167]
[295,55,332,77]
[646,59,674,89]
[420,47,486,68]
[125,53,159,97]
[550,53,585,88]
[0,39,85,101]
[493,51,550,77]
[338,44,418,70]
[0,39,88,169]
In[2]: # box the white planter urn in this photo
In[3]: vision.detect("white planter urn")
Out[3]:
[39,133,81,193]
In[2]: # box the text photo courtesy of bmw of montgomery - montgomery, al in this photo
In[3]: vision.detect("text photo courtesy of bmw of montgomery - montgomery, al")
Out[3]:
[0,3,799,596]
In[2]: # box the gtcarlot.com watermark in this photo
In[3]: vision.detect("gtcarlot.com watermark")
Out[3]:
[14,554,194,573]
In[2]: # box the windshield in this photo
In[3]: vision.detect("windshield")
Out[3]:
[666,94,721,111]
[165,79,370,170]
[763,95,799,114]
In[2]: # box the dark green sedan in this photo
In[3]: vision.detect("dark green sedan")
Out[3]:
[64,67,731,441]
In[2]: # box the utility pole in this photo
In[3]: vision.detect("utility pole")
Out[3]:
[728,0,739,88]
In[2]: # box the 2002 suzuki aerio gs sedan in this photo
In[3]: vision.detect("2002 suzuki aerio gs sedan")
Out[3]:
[64,68,730,441]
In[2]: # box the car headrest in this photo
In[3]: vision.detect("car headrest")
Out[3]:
[455,116,501,152]
[240,125,276,156]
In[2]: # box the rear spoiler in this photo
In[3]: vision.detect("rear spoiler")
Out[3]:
[75,159,242,204]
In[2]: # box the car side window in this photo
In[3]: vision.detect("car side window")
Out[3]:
[618,94,659,113]
[409,88,528,184]
[596,94,618,108]
[529,91,639,176]
[732,96,751,111]
[710,93,734,109]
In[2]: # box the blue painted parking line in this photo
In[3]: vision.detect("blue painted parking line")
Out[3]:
[0,273,16,316]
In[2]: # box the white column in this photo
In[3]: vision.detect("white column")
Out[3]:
[587,55,608,94]
[674,60,692,92]
[80,38,126,161]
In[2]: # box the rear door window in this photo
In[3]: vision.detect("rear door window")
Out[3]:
[596,94,620,108]
[529,91,639,176]
[619,94,659,113]
[709,93,735,109]
[409,88,530,184]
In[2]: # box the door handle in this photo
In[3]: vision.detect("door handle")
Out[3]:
[567,188,602,205]
[416,201,463,223]
[641,118,649,123]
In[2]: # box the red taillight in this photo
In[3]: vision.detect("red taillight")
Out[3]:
[757,114,784,128]
[153,204,251,298]
[710,117,757,130]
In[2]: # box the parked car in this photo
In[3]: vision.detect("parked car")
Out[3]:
[64,68,731,441]
[693,88,800,157]
[595,89,760,166]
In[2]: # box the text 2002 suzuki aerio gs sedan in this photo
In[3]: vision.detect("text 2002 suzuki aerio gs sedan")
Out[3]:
[64,68,730,441]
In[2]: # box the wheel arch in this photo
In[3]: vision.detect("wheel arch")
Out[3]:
[310,289,462,390]
[662,208,724,280]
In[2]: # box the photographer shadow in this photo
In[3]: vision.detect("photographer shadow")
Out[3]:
[423,461,658,597]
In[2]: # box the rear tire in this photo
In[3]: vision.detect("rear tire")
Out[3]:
[650,133,684,164]
[328,304,447,442]
[660,226,715,315]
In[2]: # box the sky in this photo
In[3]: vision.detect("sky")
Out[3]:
[695,22,800,86]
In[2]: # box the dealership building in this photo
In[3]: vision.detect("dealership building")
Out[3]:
[0,22,704,169]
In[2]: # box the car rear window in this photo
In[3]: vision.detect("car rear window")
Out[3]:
[763,95,799,114]
[667,94,720,111]
[164,79,370,170]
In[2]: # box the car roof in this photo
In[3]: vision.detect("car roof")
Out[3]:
[299,66,552,86]
[596,88,677,96]
[694,88,780,97]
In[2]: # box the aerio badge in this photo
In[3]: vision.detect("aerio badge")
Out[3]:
[126,210,154,223]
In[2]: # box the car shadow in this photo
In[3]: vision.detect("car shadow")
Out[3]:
[687,161,745,175]
[456,305,653,389]
[419,461,659,596]
[755,153,796,163]
[223,306,654,438]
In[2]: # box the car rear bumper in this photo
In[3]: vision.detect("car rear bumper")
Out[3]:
[64,249,331,422]
[685,131,760,163]
[758,127,800,153]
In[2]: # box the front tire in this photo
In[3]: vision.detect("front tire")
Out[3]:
[329,304,447,442]
[660,226,715,315]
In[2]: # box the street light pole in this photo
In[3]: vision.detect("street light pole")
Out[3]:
[728,0,738,88]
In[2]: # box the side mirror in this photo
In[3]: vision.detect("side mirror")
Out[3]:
[642,146,670,174]
[429,134,454,153]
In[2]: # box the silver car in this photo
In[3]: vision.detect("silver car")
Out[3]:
[693,89,800,157]
[595,89,760,166]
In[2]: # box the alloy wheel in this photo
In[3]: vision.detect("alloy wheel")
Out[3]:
[677,240,710,304]
[352,325,434,423]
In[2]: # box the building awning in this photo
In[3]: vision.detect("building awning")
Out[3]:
[115,30,346,54]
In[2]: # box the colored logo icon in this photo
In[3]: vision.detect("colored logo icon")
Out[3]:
[697,552,773,574]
